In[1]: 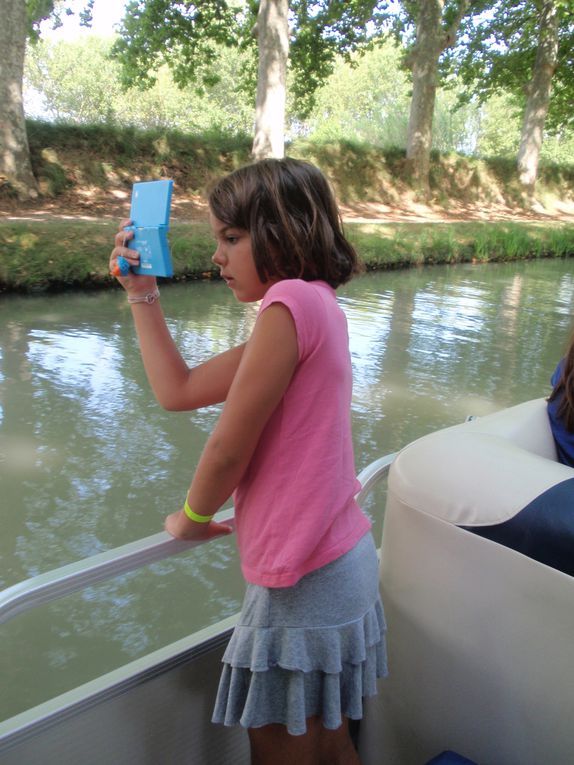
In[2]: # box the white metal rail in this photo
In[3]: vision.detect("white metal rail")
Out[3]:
[0,454,396,626]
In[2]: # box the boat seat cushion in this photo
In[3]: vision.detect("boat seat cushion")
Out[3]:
[462,477,574,576]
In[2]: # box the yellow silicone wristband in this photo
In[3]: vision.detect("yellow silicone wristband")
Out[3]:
[183,499,214,523]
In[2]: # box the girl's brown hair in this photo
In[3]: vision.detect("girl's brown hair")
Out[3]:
[208,158,361,288]
[548,331,574,432]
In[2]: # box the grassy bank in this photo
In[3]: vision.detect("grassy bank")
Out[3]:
[1,219,572,294]
[2,123,574,293]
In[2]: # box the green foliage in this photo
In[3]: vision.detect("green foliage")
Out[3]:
[25,35,256,134]
[302,38,411,145]
[24,30,574,166]
[447,0,574,132]
[26,0,94,39]
[287,1,390,116]
[475,94,522,158]
[303,39,480,153]
[26,37,122,123]
[476,91,574,165]
[109,1,395,119]
[112,1,246,91]
[26,0,57,34]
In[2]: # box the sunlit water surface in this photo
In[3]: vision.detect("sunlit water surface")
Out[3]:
[1,259,573,720]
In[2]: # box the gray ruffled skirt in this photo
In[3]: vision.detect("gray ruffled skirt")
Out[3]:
[212,532,387,736]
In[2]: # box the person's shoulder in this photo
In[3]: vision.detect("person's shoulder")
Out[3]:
[551,358,565,387]
[261,281,332,344]
[265,279,334,304]
[267,278,313,296]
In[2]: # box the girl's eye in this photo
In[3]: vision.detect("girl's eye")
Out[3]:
[226,236,239,244]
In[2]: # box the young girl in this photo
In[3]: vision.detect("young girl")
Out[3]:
[547,331,574,467]
[109,158,387,764]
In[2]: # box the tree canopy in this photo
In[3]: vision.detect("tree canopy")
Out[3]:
[444,0,574,192]
[23,18,574,164]
[448,0,574,132]
[26,0,95,38]
[6,0,574,200]
[111,0,389,118]
[25,35,255,133]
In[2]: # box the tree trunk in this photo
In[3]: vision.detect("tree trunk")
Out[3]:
[516,0,559,197]
[251,0,289,160]
[0,0,38,199]
[405,0,443,197]
[405,0,470,199]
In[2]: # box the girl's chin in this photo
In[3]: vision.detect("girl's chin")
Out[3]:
[230,279,276,303]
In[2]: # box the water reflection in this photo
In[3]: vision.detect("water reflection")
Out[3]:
[1,259,573,720]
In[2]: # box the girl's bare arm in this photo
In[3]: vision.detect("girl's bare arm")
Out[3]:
[129,299,246,410]
[165,302,299,539]
[110,221,244,410]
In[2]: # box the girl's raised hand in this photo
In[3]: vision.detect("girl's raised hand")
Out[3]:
[109,218,158,295]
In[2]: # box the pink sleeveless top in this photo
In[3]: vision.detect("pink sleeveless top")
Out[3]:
[233,279,371,587]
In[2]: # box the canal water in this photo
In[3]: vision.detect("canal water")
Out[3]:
[1,258,573,720]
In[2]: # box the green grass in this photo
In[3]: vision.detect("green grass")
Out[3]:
[1,219,572,294]
[348,220,574,271]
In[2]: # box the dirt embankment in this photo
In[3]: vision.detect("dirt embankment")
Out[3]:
[5,122,574,226]
[2,189,574,226]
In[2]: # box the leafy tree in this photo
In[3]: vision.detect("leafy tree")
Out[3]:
[26,29,526,161]
[475,94,522,158]
[450,0,574,195]
[304,38,411,146]
[304,37,479,155]
[0,0,93,199]
[476,91,574,166]
[26,36,122,124]
[1,0,43,199]
[111,0,389,159]
[431,81,482,155]
[25,35,255,133]
[388,0,493,197]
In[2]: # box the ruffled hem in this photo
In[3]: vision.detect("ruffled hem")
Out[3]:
[212,600,387,736]
[221,598,386,674]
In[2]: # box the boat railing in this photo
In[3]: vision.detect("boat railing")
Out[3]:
[0,453,396,626]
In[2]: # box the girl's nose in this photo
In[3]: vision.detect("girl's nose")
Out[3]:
[211,244,226,267]
[212,246,225,266]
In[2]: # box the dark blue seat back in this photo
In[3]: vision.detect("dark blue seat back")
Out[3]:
[463,477,574,576]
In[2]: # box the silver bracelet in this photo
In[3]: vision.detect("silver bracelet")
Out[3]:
[127,287,160,304]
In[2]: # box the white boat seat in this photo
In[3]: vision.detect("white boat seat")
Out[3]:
[389,397,574,575]
[359,398,574,765]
